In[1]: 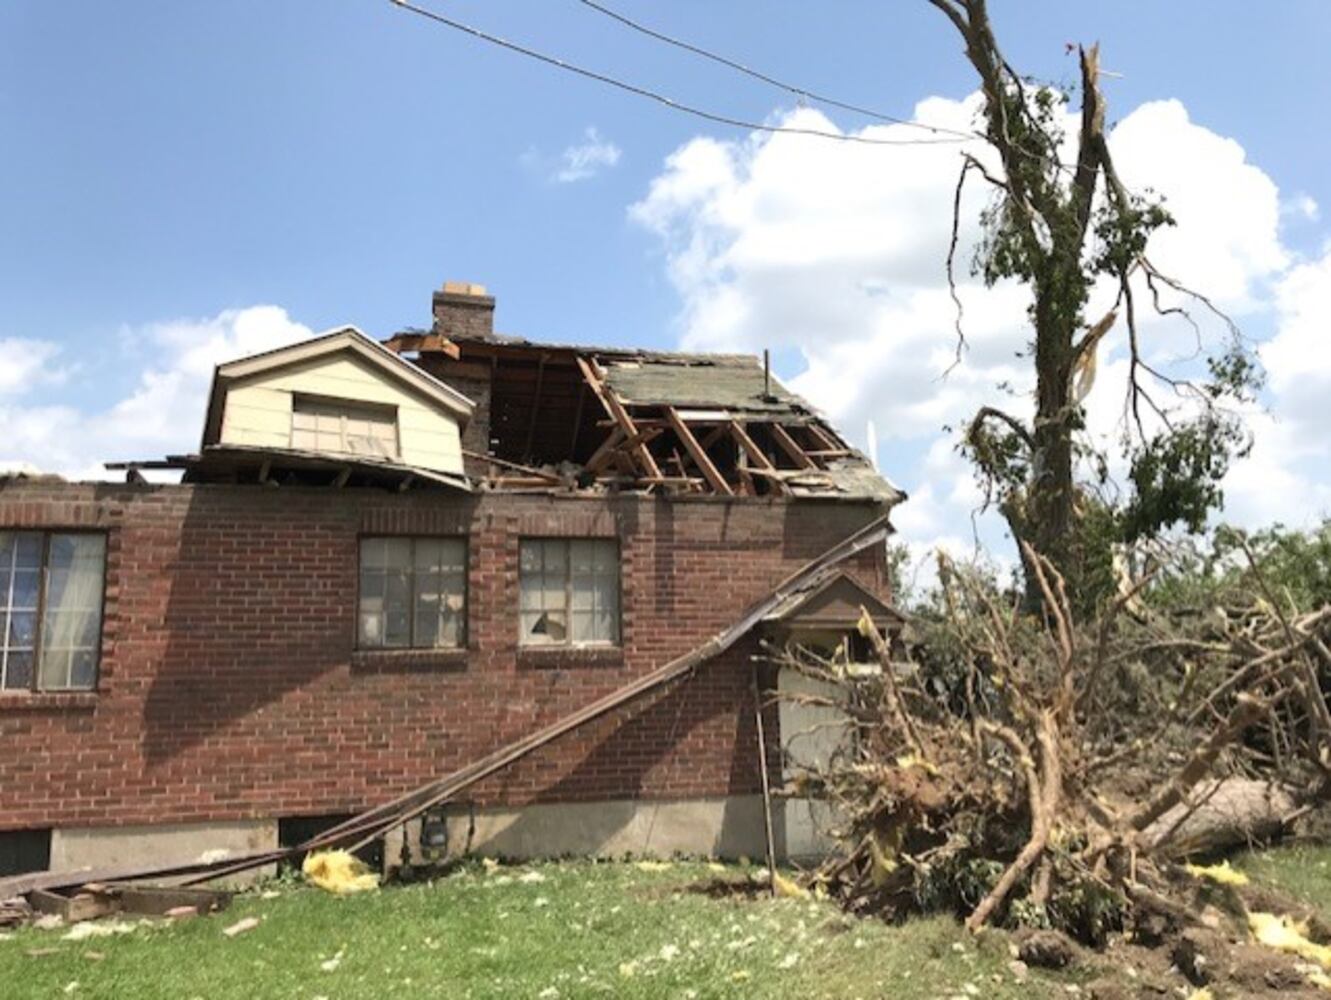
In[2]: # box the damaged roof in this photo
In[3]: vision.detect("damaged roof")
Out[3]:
[398,321,905,505]
[599,354,808,417]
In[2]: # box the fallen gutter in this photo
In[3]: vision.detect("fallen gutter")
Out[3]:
[0,514,891,898]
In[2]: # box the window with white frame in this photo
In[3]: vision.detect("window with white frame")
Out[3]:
[519,538,620,646]
[1,532,106,692]
[358,537,466,649]
[291,396,398,460]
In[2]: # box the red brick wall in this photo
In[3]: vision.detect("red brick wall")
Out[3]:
[0,481,889,832]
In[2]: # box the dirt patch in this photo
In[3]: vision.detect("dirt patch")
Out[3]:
[680,876,772,900]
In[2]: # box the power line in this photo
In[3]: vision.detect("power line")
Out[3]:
[575,0,976,142]
[388,0,972,147]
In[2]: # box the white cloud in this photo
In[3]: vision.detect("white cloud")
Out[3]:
[633,95,1325,551]
[0,306,312,480]
[553,127,621,183]
[1221,246,1331,528]
[0,338,66,396]
[1282,192,1320,223]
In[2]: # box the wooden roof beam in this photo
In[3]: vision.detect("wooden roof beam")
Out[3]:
[730,421,787,496]
[576,356,662,480]
[583,427,626,475]
[770,423,817,470]
[665,406,733,495]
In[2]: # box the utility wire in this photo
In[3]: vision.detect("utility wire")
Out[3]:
[575,0,976,141]
[388,0,972,147]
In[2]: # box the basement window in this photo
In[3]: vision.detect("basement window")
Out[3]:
[0,828,51,877]
[519,538,620,647]
[291,396,399,460]
[0,532,106,692]
[358,537,466,649]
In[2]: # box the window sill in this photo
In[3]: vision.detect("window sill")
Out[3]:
[516,645,624,670]
[351,647,469,674]
[0,691,99,712]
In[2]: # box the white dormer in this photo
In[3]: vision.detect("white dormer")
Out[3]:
[201,326,474,478]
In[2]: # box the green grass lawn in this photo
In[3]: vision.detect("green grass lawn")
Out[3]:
[0,859,1053,1000]
[1238,841,1331,915]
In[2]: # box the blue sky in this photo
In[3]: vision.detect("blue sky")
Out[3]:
[3,1,1331,555]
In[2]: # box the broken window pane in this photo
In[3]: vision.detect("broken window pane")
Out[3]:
[518,538,619,647]
[359,537,466,650]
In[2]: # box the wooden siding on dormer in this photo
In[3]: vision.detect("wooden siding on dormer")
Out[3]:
[218,351,464,475]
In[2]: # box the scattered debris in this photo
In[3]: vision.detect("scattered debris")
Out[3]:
[221,917,260,938]
[771,871,810,901]
[0,896,31,928]
[1249,911,1331,968]
[1184,861,1250,887]
[633,861,672,872]
[319,948,344,972]
[62,920,140,942]
[303,851,380,895]
[1015,930,1079,970]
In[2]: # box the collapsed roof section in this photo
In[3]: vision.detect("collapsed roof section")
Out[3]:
[101,281,904,506]
[389,282,905,504]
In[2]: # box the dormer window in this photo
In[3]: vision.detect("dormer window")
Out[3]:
[291,396,399,460]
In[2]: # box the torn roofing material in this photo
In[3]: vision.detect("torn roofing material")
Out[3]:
[599,353,805,416]
[400,328,906,505]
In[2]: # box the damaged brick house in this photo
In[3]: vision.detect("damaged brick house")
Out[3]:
[0,281,903,880]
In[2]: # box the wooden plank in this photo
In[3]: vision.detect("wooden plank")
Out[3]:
[107,884,231,916]
[806,423,843,451]
[583,427,626,475]
[382,332,460,359]
[569,381,586,456]
[751,666,778,898]
[731,421,783,496]
[666,407,733,495]
[730,422,775,470]
[29,888,116,924]
[575,357,662,480]
[770,424,817,470]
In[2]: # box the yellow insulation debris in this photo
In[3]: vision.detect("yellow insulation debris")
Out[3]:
[1249,911,1331,968]
[302,850,381,894]
[771,870,810,900]
[1184,860,1250,886]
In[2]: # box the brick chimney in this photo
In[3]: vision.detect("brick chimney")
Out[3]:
[432,281,495,341]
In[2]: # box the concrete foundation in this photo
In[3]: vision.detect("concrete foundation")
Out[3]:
[40,794,811,882]
[384,795,772,869]
[50,819,278,885]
